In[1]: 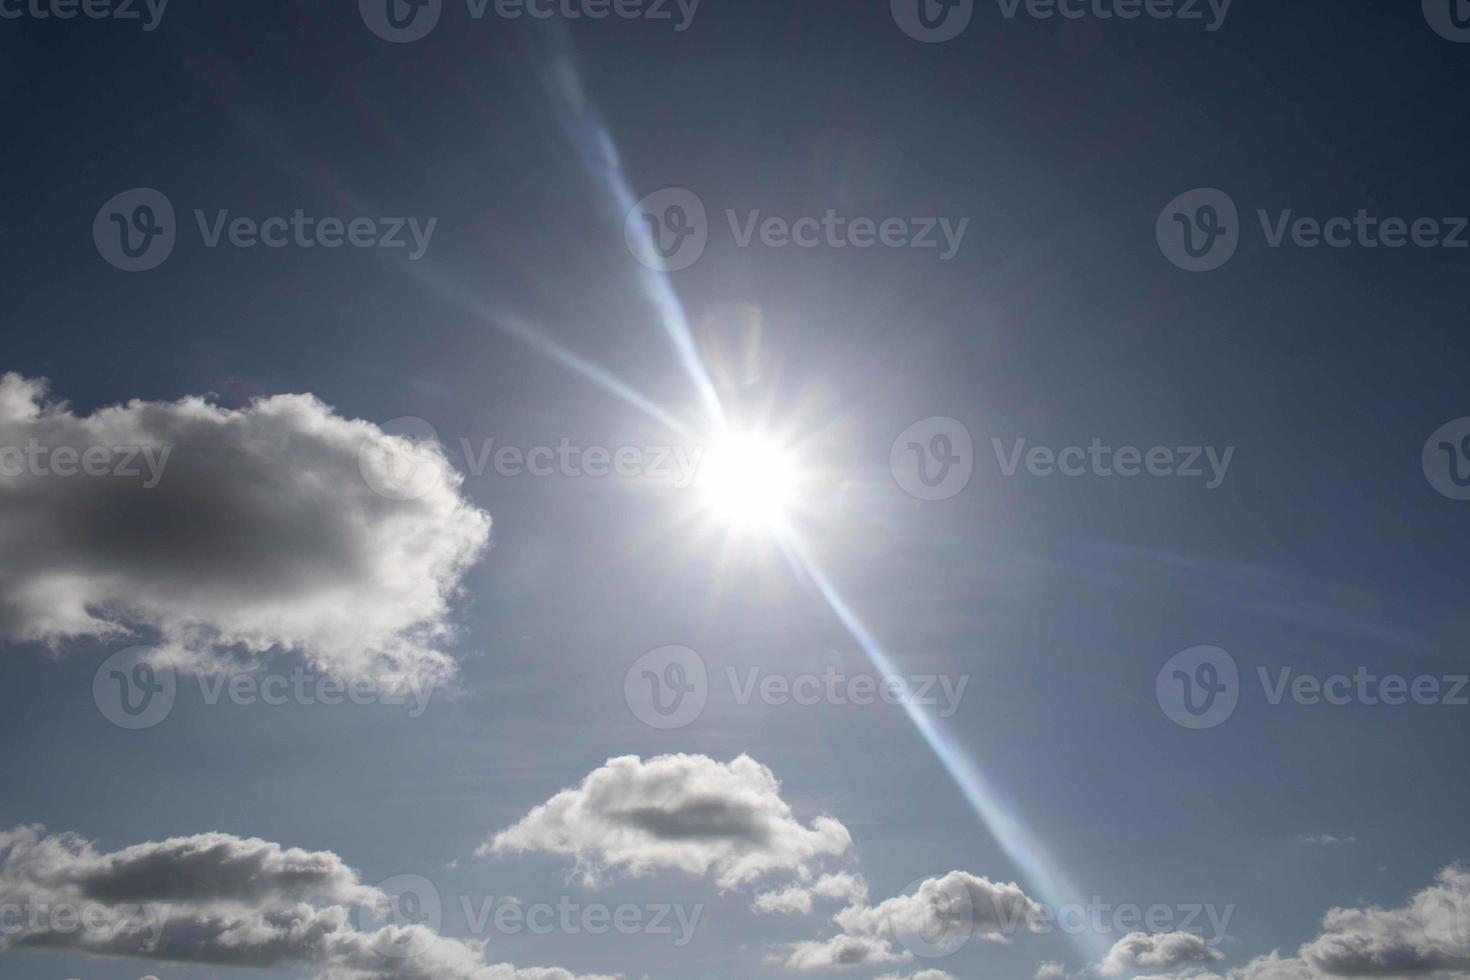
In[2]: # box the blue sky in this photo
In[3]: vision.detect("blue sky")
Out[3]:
[1,2,1469,979]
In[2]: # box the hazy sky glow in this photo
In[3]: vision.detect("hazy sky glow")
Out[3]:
[2,3,1470,980]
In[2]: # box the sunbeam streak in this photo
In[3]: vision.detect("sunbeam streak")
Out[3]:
[539,32,726,428]
[775,525,1110,961]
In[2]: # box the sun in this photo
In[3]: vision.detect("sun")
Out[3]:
[693,430,803,532]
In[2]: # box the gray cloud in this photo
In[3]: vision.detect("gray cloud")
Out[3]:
[484,754,853,889]
[0,373,490,682]
[0,824,612,980]
[1098,931,1224,976]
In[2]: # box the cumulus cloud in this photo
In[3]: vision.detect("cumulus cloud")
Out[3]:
[776,870,1045,971]
[0,824,611,980]
[1224,952,1316,980]
[753,873,869,916]
[1098,932,1224,976]
[484,754,852,889]
[0,373,489,681]
[874,971,957,980]
[832,870,1045,946]
[1037,963,1067,980]
[1295,865,1470,976]
[1076,866,1470,980]
[777,933,910,971]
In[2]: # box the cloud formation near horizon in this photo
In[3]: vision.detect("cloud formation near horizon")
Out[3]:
[0,824,610,980]
[0,373,489,682]
[777,869,1046,971]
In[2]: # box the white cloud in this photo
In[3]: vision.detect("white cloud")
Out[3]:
[1036,962,1067,980]
[0,373,490,682]
[776,933,910,971]
[484,754,852,889]
[1098,866,1470,980]
[0,824,611,980]
[1098,931,1224,976]
[832,870,1045,946]
[753,873,869,916]
[1296,835,1357,847]
[874,971,957,980]
[777,869,1045,971]
[1296,865,1470,976]
[1225,952,1315,980]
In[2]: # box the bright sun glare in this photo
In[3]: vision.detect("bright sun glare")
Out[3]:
[694,431,802,531]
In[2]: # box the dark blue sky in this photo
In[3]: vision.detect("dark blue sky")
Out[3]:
[1,3,1469,979]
